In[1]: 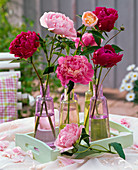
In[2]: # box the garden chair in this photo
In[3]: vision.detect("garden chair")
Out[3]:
[0,52,24,122]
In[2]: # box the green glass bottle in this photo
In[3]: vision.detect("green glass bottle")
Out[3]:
[84,81,93,134]
[59,88,79,131]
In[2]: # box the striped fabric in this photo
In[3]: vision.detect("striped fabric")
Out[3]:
[0,74,18,123]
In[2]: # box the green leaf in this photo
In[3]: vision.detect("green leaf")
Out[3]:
[76,14,82,18]
[43,66,54,75]
[53,52,65,57]
[89,30,105,40]
[67,80,74,94]
[103,31,109,38]
[109,142,125,159]
[113,26,119,30]
[10,58,25,63]
[81,46,101,55]
[77,24,85,31]
[111,44,123,53]
[79,128,90,147]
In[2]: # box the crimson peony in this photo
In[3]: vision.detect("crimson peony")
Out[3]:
[93,7,118,32]
[92,45,123,67]
[9,31,39,59]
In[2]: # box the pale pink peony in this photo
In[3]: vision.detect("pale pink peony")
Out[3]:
[54,124,83,152]
[82,11,98,27]
[73,33,98,49]
[56,55,94,86]
[40,12,77,38]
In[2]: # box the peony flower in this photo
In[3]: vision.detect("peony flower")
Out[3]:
[73,33,98,49]
[125,83,134,91]
[93,7,118,32]
[9,31,39,59]
[54,123,83,152]
[92,44,123,67]
[127,64,135,71]
[126,92,135,101]
[40,12,77,38]
[82,11,98,27]
[56,55,94,86]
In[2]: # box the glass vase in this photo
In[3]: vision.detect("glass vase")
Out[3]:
[89,84,110,141]
[59,88,79,131]
[35,84,55,148]
[84,81,93,134]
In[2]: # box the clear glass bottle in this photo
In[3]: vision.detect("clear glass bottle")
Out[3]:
[35,84,55,147]
[89,84,110,141]
[59,88,79,131]
[60,85,78,101]
[84,81,93,134]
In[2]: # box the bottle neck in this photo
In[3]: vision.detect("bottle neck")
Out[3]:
[93,84,103,97]
[40,84,50,97]
[64,87,75,101]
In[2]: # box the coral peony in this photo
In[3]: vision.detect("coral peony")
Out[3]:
[54,124,83,152]
[9,31,39,59]
[82,11,98,27]
[93,7,118,32]
[92,45,123,67]
[56,55,94,86]
[73,33,98,49]
[40,12,77,38]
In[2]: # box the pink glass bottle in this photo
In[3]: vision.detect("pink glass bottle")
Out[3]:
[89,84,110,141]
[35,84,55,147]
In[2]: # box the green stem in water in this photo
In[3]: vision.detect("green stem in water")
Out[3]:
[91,67,103,117]
[67,93,70,124]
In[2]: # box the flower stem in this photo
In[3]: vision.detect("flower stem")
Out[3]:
[91,67,103,117]
[31,59,55,138]
[101,68,111,85]
[49,34,57,61]
[67,93,70,124]
[52,48,62,65]
[104,30,122,45]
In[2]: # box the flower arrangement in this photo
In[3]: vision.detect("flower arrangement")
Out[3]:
[9,6,125,160]
[119,64,138,103]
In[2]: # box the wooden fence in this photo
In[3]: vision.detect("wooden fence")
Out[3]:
[22,0,138,88]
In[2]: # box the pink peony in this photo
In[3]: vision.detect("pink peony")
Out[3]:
[9,31,39,59]
[56,55,94,86]
[92,44,123,68]
[93,7,118,32]
[82,11,98,27]
[73,33,98,49]
[40,12,77,38]
[54,124,83,152]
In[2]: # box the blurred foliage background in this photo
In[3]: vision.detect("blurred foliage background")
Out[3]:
[0,0,62,118]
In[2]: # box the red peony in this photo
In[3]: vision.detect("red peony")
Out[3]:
[92,45,123,67]
[9,31,40,59]
[93,7,118,32]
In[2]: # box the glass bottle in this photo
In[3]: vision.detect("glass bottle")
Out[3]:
[89,84,110,141]
[35,84,55,147]
[59,88,79,131]
[84,81,93,134]
[60,85,78,101]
